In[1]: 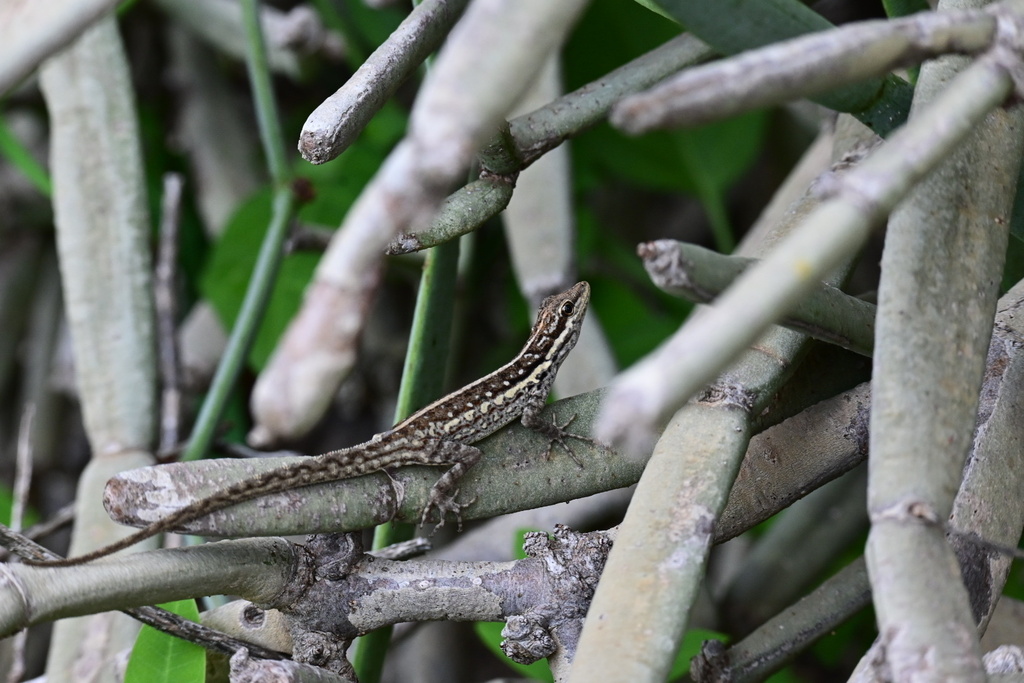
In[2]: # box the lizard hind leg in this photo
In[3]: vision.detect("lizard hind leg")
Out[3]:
[416,440,482,532]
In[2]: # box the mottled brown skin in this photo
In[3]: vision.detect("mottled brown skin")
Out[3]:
[32,282,593,567]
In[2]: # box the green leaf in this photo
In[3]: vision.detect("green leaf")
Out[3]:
[575,209,693,367]
[810,605,876,668]
[766,668,804,682]
[674,112,767,252]
[591,279,688,367]
[201,189,317,369]
[674,112,768,197]
[0,486,39,528]
[201,103,406,369]
[512,528,537,560]
[334,0,407,64]
[881,0,930,18]
[574,109,767,196]
[631,0,679,24]
[568,0,681,84]
[576,112,767,252]
[124,600,205,683]
[567,2,768,252]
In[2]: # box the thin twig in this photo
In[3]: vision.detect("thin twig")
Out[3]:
[611,7,997,134]
[183,0,297,462]
[639,240,876,356]
[298,0,470,164]
[11,405,34,533]
[5,622,26,683]
[6,405,34,683]
[13,503,74,544]
[156,173,184,453]
[597,48,1020,456]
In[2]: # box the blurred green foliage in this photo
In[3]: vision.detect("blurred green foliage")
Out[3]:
[124,600,205,683]
[200,104,406,369]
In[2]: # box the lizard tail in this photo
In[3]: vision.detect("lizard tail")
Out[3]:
[25,523,168,567]
[23,461,321,567]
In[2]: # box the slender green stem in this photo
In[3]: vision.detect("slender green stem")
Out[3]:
[352,240,460,683]
[183,190,294,461]
[391,244,461,426]
[240,0,289,186]
[183,0,295,461]
[0,116,51,196]
[356,5,455,677]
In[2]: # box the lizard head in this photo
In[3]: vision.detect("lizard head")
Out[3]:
[527,281,591,371]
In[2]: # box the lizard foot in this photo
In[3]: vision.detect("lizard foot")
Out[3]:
[420,489,477,533]
[536,412,604,468]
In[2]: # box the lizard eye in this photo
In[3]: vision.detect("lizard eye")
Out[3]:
[560,301,575,316]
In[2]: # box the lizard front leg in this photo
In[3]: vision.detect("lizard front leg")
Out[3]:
[521,402,600,467]
[417,439,482,530]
